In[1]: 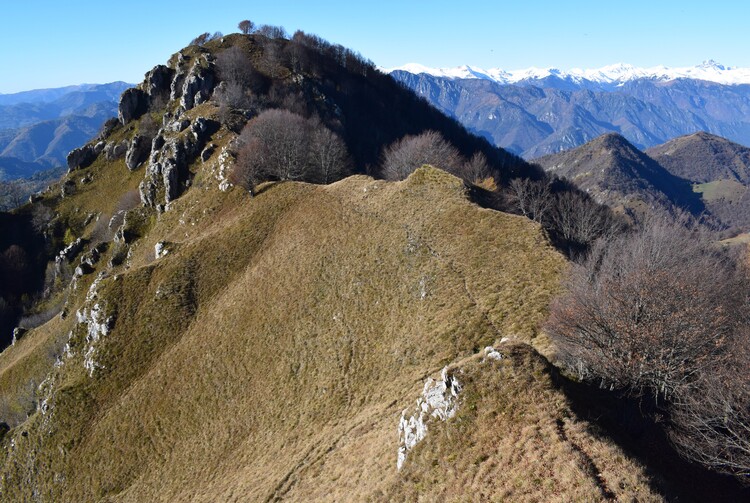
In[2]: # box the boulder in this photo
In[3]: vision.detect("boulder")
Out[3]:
[118,88,149,125]
[67,144,97,171]
[143,64,174,102]
[125,134,152,171]
[201,144,216,162]
[104,140,128,161]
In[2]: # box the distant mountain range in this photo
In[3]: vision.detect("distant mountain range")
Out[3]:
[387,60,750,88]
[389,62,750,159]
[0,82,130,180]
[535,131,750,233]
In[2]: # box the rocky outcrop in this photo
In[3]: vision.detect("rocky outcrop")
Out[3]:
[75,274,116,377]
[180,57,216,111]
[67,142,103,171]
[103,140,128,161]
[125,134,152,171]
[118,88,149,125]
[138,116,217,209]
[397,367,461,470]
[143,64,174,103]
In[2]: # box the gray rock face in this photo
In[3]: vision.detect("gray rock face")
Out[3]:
[67,144,98,171]
[180,59,216,111]
[138,117,216,208]
[118,88,149,125]
[143,64,174,102]
[125,134,152,171]
[104,140,128,161]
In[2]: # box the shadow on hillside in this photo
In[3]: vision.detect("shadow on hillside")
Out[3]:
[555,375,750,502]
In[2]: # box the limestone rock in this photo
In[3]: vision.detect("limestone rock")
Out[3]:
[67,144,98,171]
[143,64,174,103]
[397,367,461,470]
[118,88,148,125]
[180,59,216,111]
[104,140,128,161]
[125,134,152,171]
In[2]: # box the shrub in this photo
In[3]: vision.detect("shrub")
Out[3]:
[381,131,464,180]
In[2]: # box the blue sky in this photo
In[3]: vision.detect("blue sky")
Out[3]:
[1,0,748,93]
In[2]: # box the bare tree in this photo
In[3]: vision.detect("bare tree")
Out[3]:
[550,191,620,247]
[190,32,211,46]
[458,152,492,184]
[238,20,255,35]
[509,177,552,223]
[216,46,253,86]
[309,124,351,183]
[232,110,352,193]
[547,216,740,399]
[669,350,750,480]
[256,24,288,39]
[381,130,464,180]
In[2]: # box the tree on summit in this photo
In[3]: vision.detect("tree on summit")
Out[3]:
[238,20,255,35]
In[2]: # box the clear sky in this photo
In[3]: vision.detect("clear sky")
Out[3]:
[1,0,749,93]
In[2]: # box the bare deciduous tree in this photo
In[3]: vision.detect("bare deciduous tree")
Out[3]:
[238,20,255,35]
[548,217,738,398]
[509,177,552,223]
[550,191,620,246]
[546,214,750,480]
[381,130,464,180]
[216,46,253,86]
[309,124,351,184]
[190,32,211,46]
[232,109,351,193]
[459,152,492,184]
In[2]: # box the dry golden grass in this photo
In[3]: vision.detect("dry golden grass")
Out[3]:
[0,166,659,501]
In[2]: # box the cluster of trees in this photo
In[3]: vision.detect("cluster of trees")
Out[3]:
[547,215,750,481]
[508,176,623,254]
[380,130,491,184]
[230,109,351,194]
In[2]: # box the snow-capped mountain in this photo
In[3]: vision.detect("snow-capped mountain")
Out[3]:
[387,60,750,86]
[390,65,750,159]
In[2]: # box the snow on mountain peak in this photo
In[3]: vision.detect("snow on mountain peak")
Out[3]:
[386,61,750,86]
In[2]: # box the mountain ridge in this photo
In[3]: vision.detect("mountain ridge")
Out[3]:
[387,60,750,87]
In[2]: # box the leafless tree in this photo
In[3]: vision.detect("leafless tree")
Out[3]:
[669,349,750,480]
[459,152,492,183]
[216,46,253,86]
[190,32,211,46]
[550,191,620,246]
[238,20,255,35]
[509,177,552,223]
[256,24,288,39]
[309,124,351,183]
[547,216,742,398]
[232,109,351,193]
[381,130,464,180]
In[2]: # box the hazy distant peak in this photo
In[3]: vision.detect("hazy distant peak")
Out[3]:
[387,61,750,86]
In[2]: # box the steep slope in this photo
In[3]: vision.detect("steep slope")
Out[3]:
[535,133,703,215]
[390,71,750,158]
[647,132,750,232]
[646,131,750,183]
[0,32,668,501]
[0,162,663,501]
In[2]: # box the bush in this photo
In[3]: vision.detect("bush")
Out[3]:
[546,214,750,480]
[381,131,464,180]
[231,109,351,193]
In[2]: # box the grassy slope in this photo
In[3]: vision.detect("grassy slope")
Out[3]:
[0,155,662,500]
